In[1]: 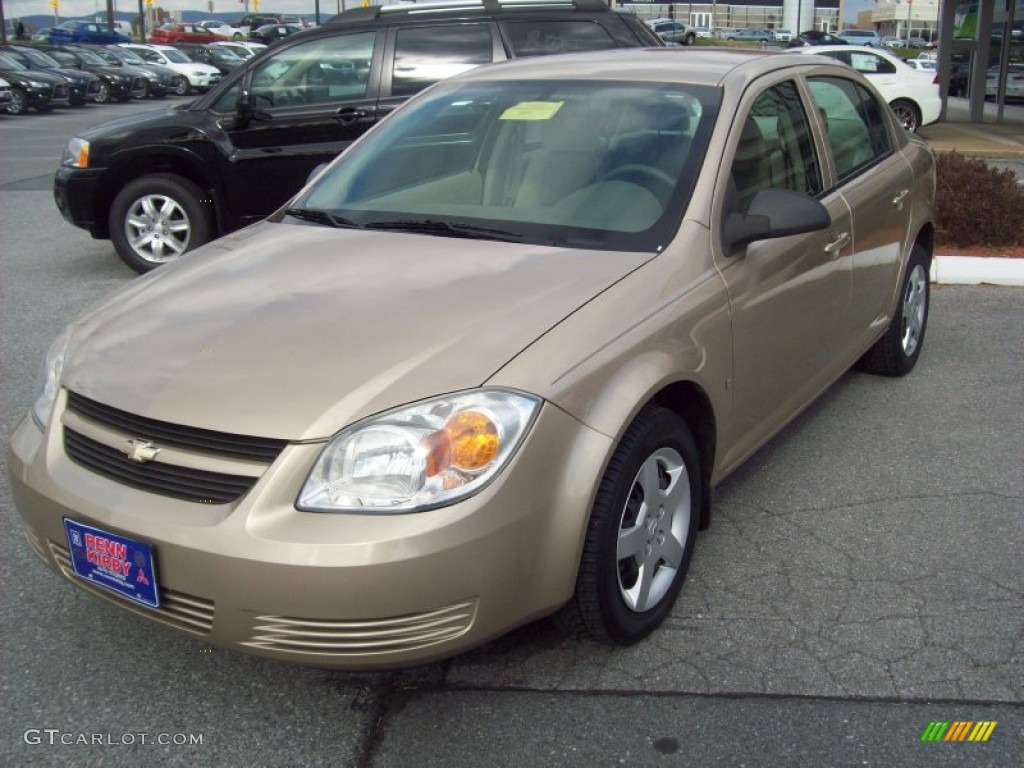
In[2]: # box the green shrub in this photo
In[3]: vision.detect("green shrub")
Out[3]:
[935,152,1024,247]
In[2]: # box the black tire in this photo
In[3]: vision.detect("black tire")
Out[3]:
[890,98,921,132]
[108,174,214,273]
[94,82,111,104]
[684,33,696,46]
[173,76,190,96]
[8,88,28,115]
[557,406,700,645]
[136,80,151,100]
[859,244,930,376]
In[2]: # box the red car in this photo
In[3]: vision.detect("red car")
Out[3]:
[150,23,222,45]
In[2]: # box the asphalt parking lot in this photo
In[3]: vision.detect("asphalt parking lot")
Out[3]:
[1,100,1021,766]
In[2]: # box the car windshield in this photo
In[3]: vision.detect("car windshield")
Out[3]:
[14,48,59,67]
[0,53,27,70]
[290,79,719,252]
[73,48,107,65]
[113,48,145,64]
[162,49,192,63]
[91,49,120,64]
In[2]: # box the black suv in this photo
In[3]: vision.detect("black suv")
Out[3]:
[53,0,662,272]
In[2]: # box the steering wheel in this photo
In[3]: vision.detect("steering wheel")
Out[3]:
[602,164,676,201]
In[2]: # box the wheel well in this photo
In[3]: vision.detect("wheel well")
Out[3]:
[914,222,935,261]
[651,381,717,530]
[93,157,219,239]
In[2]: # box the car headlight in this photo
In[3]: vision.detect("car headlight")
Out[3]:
[29,80,49,88]
[31,327,71,430]
[62,137,90,168]
[297,389,541,513]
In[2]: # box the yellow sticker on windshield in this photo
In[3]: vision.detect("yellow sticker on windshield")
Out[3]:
[499,101,564,120]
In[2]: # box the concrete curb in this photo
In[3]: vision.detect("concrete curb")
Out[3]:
[931,255,1024,286]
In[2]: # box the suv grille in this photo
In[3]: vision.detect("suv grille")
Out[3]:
[66,391,287,461]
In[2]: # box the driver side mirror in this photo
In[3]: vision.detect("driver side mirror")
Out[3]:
[723,188,831,254]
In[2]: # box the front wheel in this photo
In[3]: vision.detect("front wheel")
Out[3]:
[859,245,930,376]
[173,76,190,96]
[557,406,700,645]
[93,82,111,103]
[890,99,921,132]
[684,33,696,46]
[8,88,28,115]
[108,174,214,273]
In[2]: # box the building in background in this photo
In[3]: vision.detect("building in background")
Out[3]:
[618,1,841,35]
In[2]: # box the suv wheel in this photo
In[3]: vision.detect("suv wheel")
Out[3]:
[109,174,214,273]
[93,82,111,103]
[173,76,190,96]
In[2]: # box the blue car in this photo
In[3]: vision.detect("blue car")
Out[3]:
[48,21,130,45]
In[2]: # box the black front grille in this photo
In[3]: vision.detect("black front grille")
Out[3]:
[66,391,287,462]
[64,429,256,504]
[86,80,101,95]
[52,84,69,100]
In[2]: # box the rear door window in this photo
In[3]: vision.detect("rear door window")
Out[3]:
[390,24,494,98]
[807,77,893,181]
[504,20,618,57]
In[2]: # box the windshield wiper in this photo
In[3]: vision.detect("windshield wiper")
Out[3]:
[284,207,362,229]
[364,219,523,242]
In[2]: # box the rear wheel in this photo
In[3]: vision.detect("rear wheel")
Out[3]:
[557,407,700,645]
[108,174,214,273]
[890,99,921,132]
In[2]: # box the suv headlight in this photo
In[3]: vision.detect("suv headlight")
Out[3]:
[62,137,90,168]
[298,389,541,513]
[31,328,71,430]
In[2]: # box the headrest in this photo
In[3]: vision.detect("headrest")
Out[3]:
[734,117,766,164]
[542,105,604,152]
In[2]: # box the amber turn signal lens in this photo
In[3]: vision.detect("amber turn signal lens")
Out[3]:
[446,411,499,471]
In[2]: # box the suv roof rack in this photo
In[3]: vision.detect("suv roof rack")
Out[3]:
[325,0,610,25]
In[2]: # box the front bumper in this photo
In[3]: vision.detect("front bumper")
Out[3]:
[8,397,610,669]
[54,166,106,235]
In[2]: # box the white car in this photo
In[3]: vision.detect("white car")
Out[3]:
[905,58,936,73]
[211,40,268,59]
[119,43,222,94]
[198,20,237,39]
[986,63,1024,100]
[773,28,792,43]
[795,45,941,132]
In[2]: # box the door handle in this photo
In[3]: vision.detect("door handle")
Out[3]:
[334,107,368,123]
[892,188,910,207]
[824,231,850,258]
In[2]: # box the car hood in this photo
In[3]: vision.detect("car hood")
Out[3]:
[0,66,67,85]
[63,222,651,441]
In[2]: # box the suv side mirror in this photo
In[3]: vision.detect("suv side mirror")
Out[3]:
[723,188,831,254]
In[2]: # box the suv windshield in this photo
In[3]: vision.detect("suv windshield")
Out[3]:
[291,79,719,252]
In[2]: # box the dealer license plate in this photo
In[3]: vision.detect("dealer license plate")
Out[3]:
[63,519,160,609]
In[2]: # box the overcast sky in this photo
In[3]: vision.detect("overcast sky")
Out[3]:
[6,0,874,26]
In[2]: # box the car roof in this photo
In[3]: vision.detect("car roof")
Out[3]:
[324,0,613,25]
[437,47,826,88]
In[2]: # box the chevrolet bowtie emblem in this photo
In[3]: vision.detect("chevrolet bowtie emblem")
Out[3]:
[123,439,160,463]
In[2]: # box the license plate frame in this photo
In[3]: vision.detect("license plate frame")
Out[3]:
[63,519,160,610]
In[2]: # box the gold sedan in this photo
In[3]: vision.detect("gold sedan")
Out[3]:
[9,48,935,668]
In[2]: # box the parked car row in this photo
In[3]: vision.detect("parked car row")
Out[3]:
[0,40,236,114]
